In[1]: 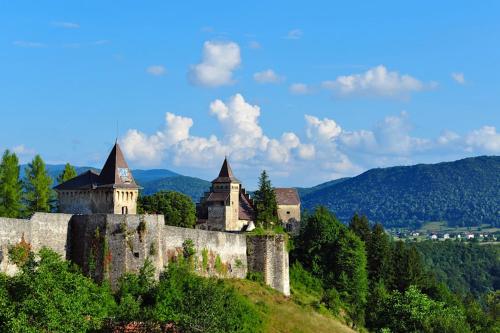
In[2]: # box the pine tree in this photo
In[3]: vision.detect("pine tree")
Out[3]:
[56,163,77,184]
[0,150,23,217]
[24,155,53,214]
[349,213,371,243]
[367,223,392,285]
[253,170,279,229]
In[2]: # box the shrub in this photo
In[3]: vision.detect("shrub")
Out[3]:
[2,248,115,332]
[152,263,263,332]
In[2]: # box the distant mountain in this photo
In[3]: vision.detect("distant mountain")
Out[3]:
[140,176,211,201]
[131,169,179,183]
[296,178,350,198]
[300,156,500,228]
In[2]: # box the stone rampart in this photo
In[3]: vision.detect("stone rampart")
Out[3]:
[246,234,290,296]
[0,213,289,296]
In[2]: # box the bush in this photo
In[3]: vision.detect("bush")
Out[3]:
[152,263,264,332]
[1,248,115,332]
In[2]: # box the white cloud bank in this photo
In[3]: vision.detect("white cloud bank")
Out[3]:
[189,41,241,87]
[121,94,500,186]
[322,65,431,98]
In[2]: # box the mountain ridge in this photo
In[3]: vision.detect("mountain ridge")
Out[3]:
[300,155,500,228]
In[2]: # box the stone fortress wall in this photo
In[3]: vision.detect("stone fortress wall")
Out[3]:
[0,213,289,295]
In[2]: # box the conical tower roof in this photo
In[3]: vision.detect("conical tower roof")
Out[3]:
[212,157,240,183]
[98,143,139,188]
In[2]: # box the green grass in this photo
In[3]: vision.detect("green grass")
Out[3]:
[228,279,356,333]
[416,221,500,234]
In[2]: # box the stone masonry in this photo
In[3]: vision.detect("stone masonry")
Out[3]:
[0,213,290,296]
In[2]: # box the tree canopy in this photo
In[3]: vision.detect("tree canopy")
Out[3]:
[0,150,23,218]
[56,163,77,184]
[23,155,54,214]
[253,170,279,229]
[138,191,196,228]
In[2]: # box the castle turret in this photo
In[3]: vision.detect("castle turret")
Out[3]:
[196,158,255,231]
[211,158,241,230]
[54,143,140,215]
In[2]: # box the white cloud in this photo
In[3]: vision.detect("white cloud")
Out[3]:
[322,65,427,98]
[51,21,80,29]
[285,29,303,40]
[121,95,499,186]
[297,144,315,160]
[305,115,342,142]
[13,41,46,48]
[146,65,166,76]
[464,126,500,153]
[451,72,465,84]
[289,83,310,95]
[189,41,241,87]
[437,130,460,145]
[253,69,283,84]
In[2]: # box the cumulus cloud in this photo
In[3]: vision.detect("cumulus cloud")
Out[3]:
[253,69,283,84]
[289,83,310,95]
[121,94,499,186]
[322,65,427,98]
[51,21,80,29]
[121,93,314,172]
[285,29,303,40]
[305,115,342,142]
[451,72,465,84]
[189,41,241,87]
[146,65,166,76]
[464,126,500,153]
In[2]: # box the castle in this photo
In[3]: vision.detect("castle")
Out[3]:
[196,158,301,232]
[55,143,139,215]
[0,144,291,295]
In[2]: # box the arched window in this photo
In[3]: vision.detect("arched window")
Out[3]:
[122,206,128,215]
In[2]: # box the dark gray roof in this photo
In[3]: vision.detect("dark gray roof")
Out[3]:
[54,170,100,190]
[54,143,139,191]
[212,158,240,183]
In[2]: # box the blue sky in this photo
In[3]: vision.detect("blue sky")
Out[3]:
[1,1,499,188]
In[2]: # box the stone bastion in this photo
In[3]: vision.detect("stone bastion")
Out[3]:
[0,213,290,296]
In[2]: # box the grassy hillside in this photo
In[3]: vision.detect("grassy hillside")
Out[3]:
[301,156,500,228]
[228,279,356,333]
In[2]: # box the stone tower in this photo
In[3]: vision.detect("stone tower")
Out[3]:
[212,158,241,230]
[55,143,140,215]
[196,158,255,231]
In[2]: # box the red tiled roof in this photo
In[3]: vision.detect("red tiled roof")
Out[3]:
[274,188,300,205]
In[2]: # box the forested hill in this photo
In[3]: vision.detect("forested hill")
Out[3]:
[301,156,500,228]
